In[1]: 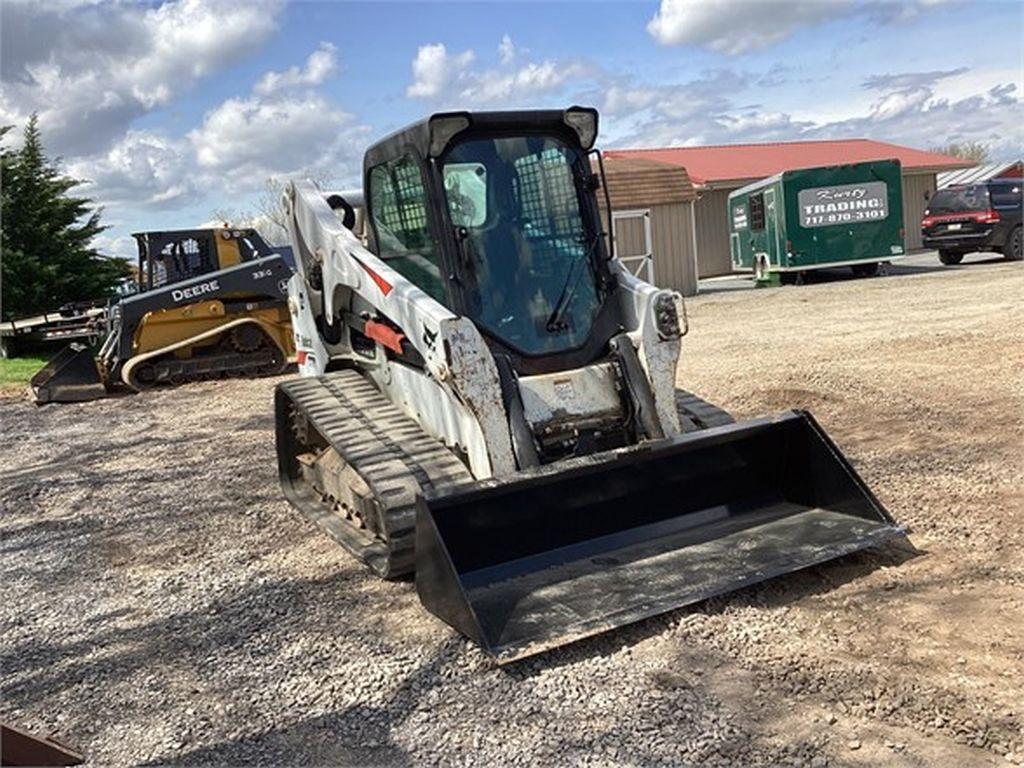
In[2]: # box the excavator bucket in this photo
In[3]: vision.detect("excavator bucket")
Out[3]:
[416,410,903,663]
[30,343,107,404]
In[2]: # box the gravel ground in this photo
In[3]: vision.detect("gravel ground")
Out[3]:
[2,260,1022,767]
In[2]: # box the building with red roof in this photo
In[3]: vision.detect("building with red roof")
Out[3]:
[605,139,970,279]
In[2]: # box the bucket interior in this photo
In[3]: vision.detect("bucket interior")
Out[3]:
[416,411,901,662]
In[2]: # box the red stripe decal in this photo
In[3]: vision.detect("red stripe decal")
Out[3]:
[353,257,393,296]
[363,320,406,355]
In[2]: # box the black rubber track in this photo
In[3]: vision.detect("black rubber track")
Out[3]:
[277,370,472,578]
[674,388,735,431]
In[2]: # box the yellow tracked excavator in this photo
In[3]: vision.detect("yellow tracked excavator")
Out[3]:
[31,227,295,404]
[274,108,905,662]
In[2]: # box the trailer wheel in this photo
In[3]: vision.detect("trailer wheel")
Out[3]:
[938,250,963,266]
[851,262,880,277]
[1005,227,1022,261]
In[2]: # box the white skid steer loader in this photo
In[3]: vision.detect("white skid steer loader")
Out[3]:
[275,107,904,663]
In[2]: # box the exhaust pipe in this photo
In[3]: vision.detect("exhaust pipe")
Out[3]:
[30,343,108,405]
[416,411,903,663]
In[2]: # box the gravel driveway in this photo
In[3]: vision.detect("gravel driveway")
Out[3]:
[2,260,1022,766]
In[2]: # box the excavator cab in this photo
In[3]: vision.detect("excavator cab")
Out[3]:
[277,107,905,663]
[31,228,294,404]
[133,228,280,291]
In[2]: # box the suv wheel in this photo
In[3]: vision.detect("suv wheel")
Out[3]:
[1006,227,1022,261]
[939,250,964,266]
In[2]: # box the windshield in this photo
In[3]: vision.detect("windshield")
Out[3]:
[441,135,602,356]
[928,186,989,214]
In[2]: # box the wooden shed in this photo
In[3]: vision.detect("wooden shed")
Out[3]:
[598,155,699,296]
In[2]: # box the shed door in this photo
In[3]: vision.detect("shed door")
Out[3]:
[612,209,653,283]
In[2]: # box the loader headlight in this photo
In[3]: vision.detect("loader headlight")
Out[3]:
[654,293,686,339]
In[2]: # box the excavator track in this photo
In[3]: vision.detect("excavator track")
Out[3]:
[276,370,473,578]
[126,328,287,390]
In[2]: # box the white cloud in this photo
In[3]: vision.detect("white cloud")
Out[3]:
[92,233,139,262]
[601,66,1023,161]
[815,73,1023,159]
[0,0,282,156]
[406,43,476,98]
[255,42,338,95]
[646,0,952,54]
[498,34,518,65]
[47,40,366,218]
[459,61,586,103]
[65,131,198,209]
[189,93,368,186]
[647,0,844,54]
[406,38,587,106]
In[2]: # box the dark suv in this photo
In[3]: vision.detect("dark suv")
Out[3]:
[922,180,1022,264]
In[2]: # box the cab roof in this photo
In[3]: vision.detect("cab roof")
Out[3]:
[363,108,598,171]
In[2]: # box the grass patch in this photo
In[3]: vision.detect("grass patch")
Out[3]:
[0,356,46,389]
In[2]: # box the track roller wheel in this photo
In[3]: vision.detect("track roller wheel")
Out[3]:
[229,323,266,353]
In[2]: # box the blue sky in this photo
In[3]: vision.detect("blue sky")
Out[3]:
[1,0,1021,258]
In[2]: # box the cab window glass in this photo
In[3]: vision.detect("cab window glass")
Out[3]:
[990,183,1022,209]
[368,156,445,302]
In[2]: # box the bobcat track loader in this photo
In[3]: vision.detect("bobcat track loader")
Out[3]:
[276,108,904,663]
[31,228,295,404]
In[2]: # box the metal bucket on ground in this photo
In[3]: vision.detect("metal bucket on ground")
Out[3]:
[30,343,107,404]
[415,410,903,663]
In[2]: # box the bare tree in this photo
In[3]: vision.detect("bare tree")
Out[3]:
[208,207,238,227]
[930,141,990,164]
[207,172,334,246]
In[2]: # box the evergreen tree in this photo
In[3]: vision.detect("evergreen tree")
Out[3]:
[1,115,131,320]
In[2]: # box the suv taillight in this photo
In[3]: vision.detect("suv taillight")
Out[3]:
[975,209,1000,224]
[921,216,935,228]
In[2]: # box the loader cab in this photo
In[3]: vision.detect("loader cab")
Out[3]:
[132,228,277,292]
[363,108,621,374]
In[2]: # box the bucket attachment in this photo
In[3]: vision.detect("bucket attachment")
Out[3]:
[30,343,107,404]
[416,410,903,663]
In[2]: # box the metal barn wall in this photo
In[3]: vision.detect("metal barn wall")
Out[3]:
[693,189,734,277]
[901,172,936,250]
